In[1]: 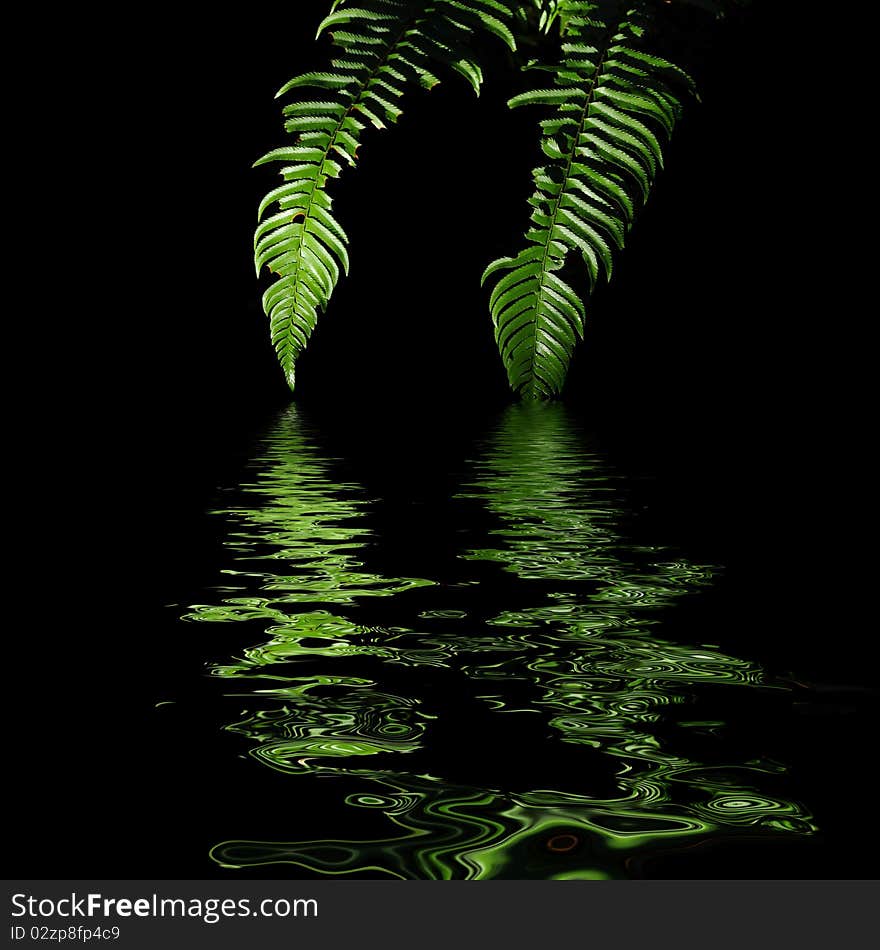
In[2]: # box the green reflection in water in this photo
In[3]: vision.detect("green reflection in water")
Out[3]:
[185,405,815,878]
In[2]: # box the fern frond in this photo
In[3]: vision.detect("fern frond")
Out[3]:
[483,0,696,399]
[256,0,515,391]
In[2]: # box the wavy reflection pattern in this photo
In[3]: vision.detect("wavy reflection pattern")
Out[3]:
[185,405,814,878]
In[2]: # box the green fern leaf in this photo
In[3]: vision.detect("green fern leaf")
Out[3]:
[483,0,695,399]
[257,0,515,391]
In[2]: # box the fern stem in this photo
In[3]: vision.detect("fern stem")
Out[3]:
[272,4,428,382]
[525,14,619,398]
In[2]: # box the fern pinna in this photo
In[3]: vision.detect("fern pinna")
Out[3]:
[255,0,515,391]
[483,0,697,398]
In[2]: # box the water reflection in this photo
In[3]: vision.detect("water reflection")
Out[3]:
[184,405,814,878]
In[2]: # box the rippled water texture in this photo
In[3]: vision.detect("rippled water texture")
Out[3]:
[183,405,815,878]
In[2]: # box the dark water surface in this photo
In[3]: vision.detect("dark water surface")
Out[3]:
[136,402,860,879]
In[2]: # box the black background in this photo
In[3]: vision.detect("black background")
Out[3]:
[11,1,874,879]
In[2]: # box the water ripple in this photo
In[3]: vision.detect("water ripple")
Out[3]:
[181,405,815,878]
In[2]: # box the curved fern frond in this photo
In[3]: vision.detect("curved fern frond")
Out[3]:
[256,0,515,391]
[483,0,695,399]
